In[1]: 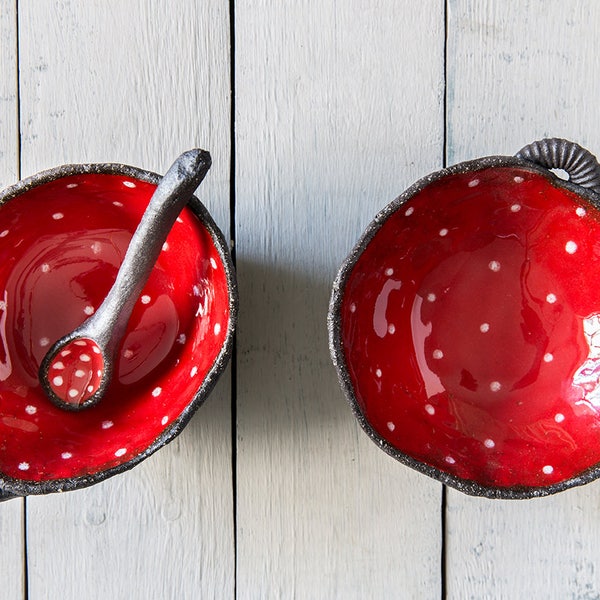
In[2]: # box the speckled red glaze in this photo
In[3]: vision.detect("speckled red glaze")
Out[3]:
[0,173,230,483]
[339,166,600,491]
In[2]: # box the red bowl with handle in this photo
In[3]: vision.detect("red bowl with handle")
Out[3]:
[329,138,600,498]
[0,160,237,498]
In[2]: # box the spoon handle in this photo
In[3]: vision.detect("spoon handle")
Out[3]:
[87,149,211,352]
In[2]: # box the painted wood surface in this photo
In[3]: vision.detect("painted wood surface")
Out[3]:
[234,1,444,598]
[446,2,600,598]
[1,1,600,598]
[16,2,233,599]
[0,3,24,599]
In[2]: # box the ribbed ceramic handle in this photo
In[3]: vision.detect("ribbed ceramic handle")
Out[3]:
[516,138,600,194]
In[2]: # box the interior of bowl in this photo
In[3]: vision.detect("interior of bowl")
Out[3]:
[0,166,234,494]
[332,159,600,497]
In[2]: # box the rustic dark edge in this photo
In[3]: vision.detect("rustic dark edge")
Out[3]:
[0,161,238,498]
[328,152,600,500]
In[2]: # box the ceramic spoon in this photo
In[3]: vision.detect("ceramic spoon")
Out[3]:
[39,149,211,411]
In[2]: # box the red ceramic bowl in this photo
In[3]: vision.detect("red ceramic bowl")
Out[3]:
[329,139,600,498]
[0,161,237,497]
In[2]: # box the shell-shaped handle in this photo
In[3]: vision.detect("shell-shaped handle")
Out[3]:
[516,138,600,195]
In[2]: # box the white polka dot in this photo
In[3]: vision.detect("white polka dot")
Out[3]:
[349,303,357,313]
[40,337,50,347]
[480,323,490,333]
[18,462,29,471]
[514,176,524,183]
[375,368,382,378]
[53,361,65,370]
[488,260,501,272]
[0,230,8,238]
[484,438,495,449]
[66,183,78,189]
[80,353,91,362]
[427,293,436,303]
[123,181,136,188]
[52,212,64,220]
[214,323,221,335]
[68,389,79,398]
[210,258,218,269]
[161,416,169,426]
[61,452,72,459]
[425,404,435,416]
[576,207,587,217]
[439,228,449,237]
[75,369,85,378]
[41,263,50,273]
[546,293,557,304]
[544,353,554,363]
[542,465,554,475]
[92,346,101,354]
[84,305,94,315]
[115,448,127,457]
[101,420,113,429]
[510,204,521,212]
[387,324,396,335]
[565,241,578,254]
[87,385,94,393]
[468,179,480,187]
[74,340,87,347]
[91,242,101,254]
[162,242,169,251]
[152,387,162,397]
[384,267,394,276]
[432,349,444,360]
[386,421,395,432]
[141,295,151,304]
[52,376,64,387]
[445,456,456,464]
[25,405,37,415]
[405,206,414,216]
[190,366,198,377]
[123,349,134,359]
[177,334,186,344]
[60,349,71,357]
[113,201,124,208]
[490,381,502,392]
[555,413,565,423]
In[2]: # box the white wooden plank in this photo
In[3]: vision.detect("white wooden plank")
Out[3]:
[18,2,233,598]
[446,2,600,598]
[0,2,25,599]
[235,2,445,597]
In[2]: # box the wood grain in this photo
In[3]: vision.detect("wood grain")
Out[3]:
[446,2,600,597]
[235,1,445,597]
[0,2,25,598]
[17,2,233,598]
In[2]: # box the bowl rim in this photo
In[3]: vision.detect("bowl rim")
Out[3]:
[328,153,600,499]
[0,161,238,498]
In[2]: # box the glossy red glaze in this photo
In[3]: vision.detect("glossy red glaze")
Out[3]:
[0,173,230,482]
[47,338,104,406]
[341,166,600,489]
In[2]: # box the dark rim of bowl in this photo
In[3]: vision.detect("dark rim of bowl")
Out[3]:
[328,153,600,499]
[0,161,238,498]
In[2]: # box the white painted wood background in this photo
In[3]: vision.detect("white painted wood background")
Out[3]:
[1,1,600,598]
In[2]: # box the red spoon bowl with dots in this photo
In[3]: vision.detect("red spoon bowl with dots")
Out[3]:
[329,138,600,499]
[0,150,237,499]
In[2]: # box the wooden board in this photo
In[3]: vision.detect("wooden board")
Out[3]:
[234,2,445,597]
[446,1,600,597]
[0,2,25,598]
[17,2,234,598]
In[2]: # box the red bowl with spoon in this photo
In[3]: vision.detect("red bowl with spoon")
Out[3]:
[0,150,237,498]
[329,138,600,498]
